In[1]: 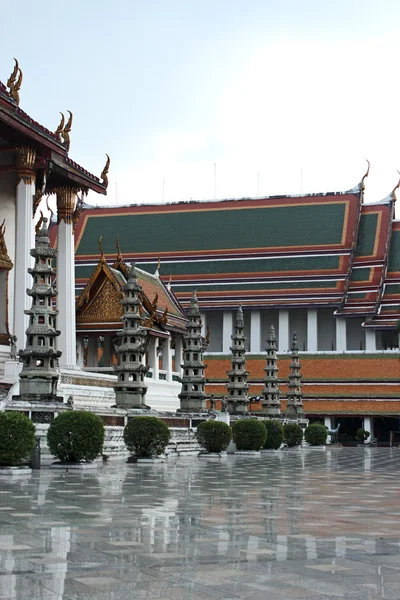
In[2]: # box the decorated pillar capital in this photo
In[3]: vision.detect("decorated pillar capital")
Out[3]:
[15,146,36,185]
[55,187,78,226]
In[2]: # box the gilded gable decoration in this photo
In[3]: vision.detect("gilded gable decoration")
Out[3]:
[0,220,13,270]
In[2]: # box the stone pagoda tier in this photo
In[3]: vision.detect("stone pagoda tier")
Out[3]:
[261,325,281,416]
[285,332,304,417]
[178,291,207,412]
[226,306,250,414]
[17,218,62,402]
[113,265,149,409]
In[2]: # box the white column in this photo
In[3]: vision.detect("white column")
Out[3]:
[365,330,376,352]
[324,416,333,444]
[57,218,77,369]
[200,312,206,337]
[13,157,36,352]
[336,318,346,352]
[363,416,373,443]
[148,337,159,380]
[175,335,184,377]
[76,336,84,368]
[162,336,173,382]
[250,310,261,353]
[278,310,289,352]
[222,311,233,353]
[307,309,318,352]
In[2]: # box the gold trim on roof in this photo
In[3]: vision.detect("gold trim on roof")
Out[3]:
[0,220,13,270]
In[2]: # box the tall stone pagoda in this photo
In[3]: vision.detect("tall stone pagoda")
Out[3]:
[261,325,281,416]
[178,291,207,412]
[226,306,250,414]
[113,264,149,409]
[285,332,304,416]
[17,218,62,402]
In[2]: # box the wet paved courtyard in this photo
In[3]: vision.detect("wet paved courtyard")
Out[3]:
[1,448,400,599]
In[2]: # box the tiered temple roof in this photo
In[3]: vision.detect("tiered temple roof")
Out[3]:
[73,186,400,328]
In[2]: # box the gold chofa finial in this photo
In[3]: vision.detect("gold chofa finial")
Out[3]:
[61,110,73,151]
[101,154,110,189]
[55,113,65,139]
[391,171,400,202]
[7,58,23,105]
[361,159,370,192]
[99,235,105,262]
[116,234,122,260]
[46,196,54,225]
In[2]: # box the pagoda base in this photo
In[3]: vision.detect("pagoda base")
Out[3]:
[115,391,149,410]
[286,406,304,417]
[12,394,63,403]
[178,395,207,413]
[261,406,281,417]
[227,402,249,415]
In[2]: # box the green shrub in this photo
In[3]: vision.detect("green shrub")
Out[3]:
[232,419,266,451]
[197,420,232,453]
[0,412,36,466]
[304,423,328,446]
[283,423,303,447]
[263,420,283,450]
[355,428,370,442]
[124,416,171,458]
[47,411,105,463]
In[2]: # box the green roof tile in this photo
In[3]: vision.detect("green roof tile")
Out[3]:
[355,213,378,257]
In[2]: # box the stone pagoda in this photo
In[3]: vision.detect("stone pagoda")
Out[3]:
[285,332,304,416]
[226,306,250,414]
[113,264,149,409]
[178,291,207,412]
[17,218,62,402]
[261,325,281,416]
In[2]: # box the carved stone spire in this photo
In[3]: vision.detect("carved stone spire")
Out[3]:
[178,291,207,412]
[113,264,149,409]
[261,325,281,416]
[17,218,62,402]
[285,332,303,416]
[226,306,249,414]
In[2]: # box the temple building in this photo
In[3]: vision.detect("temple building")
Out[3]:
[73,171,400,442]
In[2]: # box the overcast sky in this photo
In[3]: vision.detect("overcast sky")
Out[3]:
[1,1,400,209]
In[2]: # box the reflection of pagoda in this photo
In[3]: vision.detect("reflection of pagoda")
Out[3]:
[261,325,281,416]
[286,332,303,416]
[113,265,149,409]
[178,291,207,412]
[226,306,249,414]
[17,218,62,402]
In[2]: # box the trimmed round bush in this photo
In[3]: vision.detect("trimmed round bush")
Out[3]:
[0,412,36,466]
[197,420,232,453]
[47,411,105,463]
[304,423,328,446]
[263,420,283,450]
[123,416,171,458]
[355,428,370,442]
[283,423,304,447]
[232,419,266,451]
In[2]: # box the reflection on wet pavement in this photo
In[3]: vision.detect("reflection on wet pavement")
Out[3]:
[1,448,400,599]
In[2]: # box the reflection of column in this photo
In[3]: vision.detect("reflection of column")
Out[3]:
[222,311,233,353]
[56,187,77,369]
[278,310,289,352]
[250,310,261,352]
[162,336,173,382]
[336,318,346,352]
[175,335,184,377]
[48,526,71,600]
[307,309,318,352]
[14,146,36,351]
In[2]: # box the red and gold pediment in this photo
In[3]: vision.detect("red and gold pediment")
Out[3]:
[76,259,123,324]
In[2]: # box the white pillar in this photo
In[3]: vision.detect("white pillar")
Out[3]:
[363,416,373,442]
[76,336,84,368]
[250,310,261,353]
[13,149,36,352]
[324,416,333,444]
[162,336,173,382]
[222,311,233,353]
[336,318,346,352]
[57,218,77,369]
[200,312,206,337]
[148,337,159,380]
[278,310,289,352]
[175,335,184,377]
[365,330,376,352]
[307,309,318,352]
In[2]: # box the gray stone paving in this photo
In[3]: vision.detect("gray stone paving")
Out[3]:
[1,447,400,599]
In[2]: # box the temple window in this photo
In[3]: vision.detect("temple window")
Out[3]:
[120,373,125,381]
[50,359,54,368]
[38,337,45,346]
[36,359,44,367]
[38,316,45,324]
[186,353,190,360]
[28,336,33,345]
[122,353,126,361]
[49,338,53,347]
[193,385,198,391]
[129,354,135,361]
[193,353,198,360]
[194,369,198,375]
[130,337,136,343]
